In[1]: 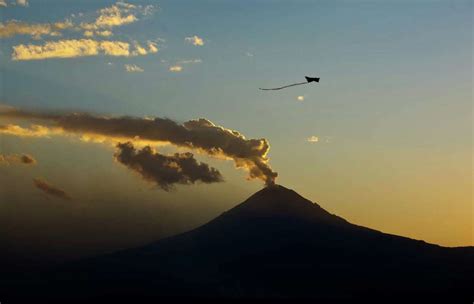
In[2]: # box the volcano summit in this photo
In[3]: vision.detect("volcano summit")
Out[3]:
[3,185,473,303]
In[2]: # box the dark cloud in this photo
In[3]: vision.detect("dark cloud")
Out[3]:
[20,154,36,164]
[33,178,71,200]
[115,142,223,191]
[1,109,278,185]
[0,153,37,165]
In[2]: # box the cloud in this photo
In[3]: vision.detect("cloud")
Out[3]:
[79,1,155,31]
[1,2,156,42]
[115,142,223,191]
[177,58,202,64]
[0,153,36,165]
[0,0,27,7]
[131,41,147,56]
[0,20,73,39]
[297,96,305,101]
[83,30,94,37]
[83,30,113,37]
[0,109,278,185]
[98,30,113,37]
[124,64,144,72]
[167,59,201,72]
[2,2,159,61]
[16,0,28,7]
[81,13,136,31]
[20,154,36,164]
[11,39,155,61]
[33,178,72,200]
[0,124,62,137]
[169,65,182,72]
[307,136,319,143]
[185,35,204,46]
[147,40,159,53]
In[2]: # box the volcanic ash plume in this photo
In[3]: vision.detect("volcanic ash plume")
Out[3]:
[33,178,71,200]
[0,108,278,185]
[0,153,36,165]
[115,142,223,191]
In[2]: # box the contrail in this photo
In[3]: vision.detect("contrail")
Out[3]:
[259,76,320,91]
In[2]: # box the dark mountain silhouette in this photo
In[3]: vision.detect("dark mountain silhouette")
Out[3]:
[2,185,473,303]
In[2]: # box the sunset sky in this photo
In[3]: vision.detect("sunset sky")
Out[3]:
[0,0,472,260]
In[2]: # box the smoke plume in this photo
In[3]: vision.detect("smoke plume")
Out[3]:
[33,178,71,200]
[0,153,36,165]
[0,108,278,185]
[115,142,223,191]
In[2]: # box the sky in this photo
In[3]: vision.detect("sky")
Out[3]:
[0,0,472,261]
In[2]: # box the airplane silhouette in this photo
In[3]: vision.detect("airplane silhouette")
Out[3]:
[259,76,320,90]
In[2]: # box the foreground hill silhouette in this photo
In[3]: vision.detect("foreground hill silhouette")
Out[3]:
[3,185,473,302]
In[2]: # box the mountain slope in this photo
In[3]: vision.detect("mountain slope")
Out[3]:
[3,185,473,302]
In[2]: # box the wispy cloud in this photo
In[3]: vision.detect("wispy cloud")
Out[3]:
[0,0,28,7]
[12,39,156,61]
[77,2,157,37]
[166,58,201,72]
[177,58,202,64]
[33,178,71,200]
[124,64,144,72]
[2,2,159,61]
[0,20,73,39]
[83,30,113,37]
[0,153,36,165]
[115,142,223,191]
[185,35,204,46]
[0,2,155,39]
[16,0,28,7]
[80,2,139,31]
[169,65,183,72]
[147,40,159,53]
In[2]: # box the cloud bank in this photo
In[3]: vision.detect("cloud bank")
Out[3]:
[2,2,158,60]
[12,39,157,61]
[0,20,73,39]
[115,142,223,191]
[33,178,71,200]
[0,109,278,185]
[0,2,154,39]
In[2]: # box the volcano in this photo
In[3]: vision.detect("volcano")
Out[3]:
[3,185,473,302]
